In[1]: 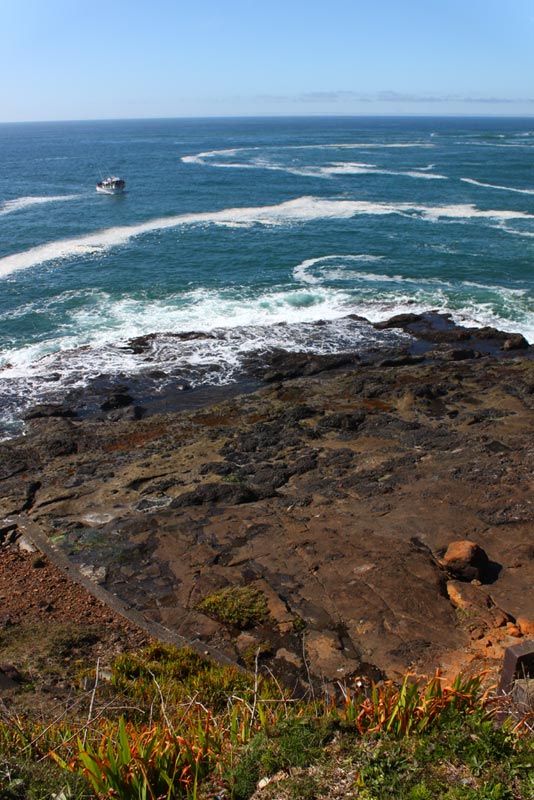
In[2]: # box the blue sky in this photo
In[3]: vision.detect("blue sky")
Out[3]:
[1,0,533,121]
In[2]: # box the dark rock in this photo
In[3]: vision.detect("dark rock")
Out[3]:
[0,446,29,481]
[316,411,366,434]
[448,349,477,361]
[171,482,259,508]
[128,331,216,353]
[106,405,145,422]
[374,313,425,330]
[100,392,134,411]
[0,663,22,682]
[379,355,425,367]
[30,421,78,458]
[503,334,529,351]
[24,403,76,420]
[246,349,359,382]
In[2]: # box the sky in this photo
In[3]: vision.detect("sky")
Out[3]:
[1,0,533,122]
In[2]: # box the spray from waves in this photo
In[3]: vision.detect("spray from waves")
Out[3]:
[2,196,533,279]
[2,271,534,432]
[0,194,82,215]
[5,278,531,385]
[0,284,358,371]
[290,255,534,339]
[0,289,410,428]
[461,178,534,195]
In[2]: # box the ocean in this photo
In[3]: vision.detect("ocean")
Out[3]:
[0,115,533,436]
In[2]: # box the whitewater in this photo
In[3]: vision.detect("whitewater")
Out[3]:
[0,115,533,433]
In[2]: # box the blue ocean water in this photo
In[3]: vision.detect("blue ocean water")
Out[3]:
[0,116,533,433]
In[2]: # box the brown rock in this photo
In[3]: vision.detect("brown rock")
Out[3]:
[506,623,522,638]
[304,630,360,679]
[440,540,490,582]
[516,617,534,637]
[446,580,487,610]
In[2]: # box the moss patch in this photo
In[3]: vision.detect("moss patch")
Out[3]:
[196,585,269,629]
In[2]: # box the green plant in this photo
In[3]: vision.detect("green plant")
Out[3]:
[338,671,488,737]
[53,716,216,800]
[111,644,261,713]
[196,586,269,629]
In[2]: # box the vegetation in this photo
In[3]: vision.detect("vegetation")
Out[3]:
[196,586,269,629]
[2,645,534,800]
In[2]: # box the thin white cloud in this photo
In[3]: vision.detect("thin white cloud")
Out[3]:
[258,90,534,105]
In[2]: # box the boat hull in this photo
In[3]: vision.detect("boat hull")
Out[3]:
[96,185,125,194]
[96,176,126,194]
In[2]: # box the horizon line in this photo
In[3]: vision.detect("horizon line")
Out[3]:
[1,112,534,126]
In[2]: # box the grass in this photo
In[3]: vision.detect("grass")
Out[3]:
[2,646,534,800]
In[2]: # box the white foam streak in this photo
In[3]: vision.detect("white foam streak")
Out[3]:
[499,227,534,238]
[302,163,446,180]
[2,196,533,278]
[0,194,81,215]
[293,254,385,284]
[181,142,434,167]
[461,178,534,195]
[182,148,446,181]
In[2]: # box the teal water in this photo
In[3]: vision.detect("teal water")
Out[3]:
[0,116,533,432]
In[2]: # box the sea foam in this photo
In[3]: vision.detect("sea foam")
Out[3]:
[2,196,533,277]
[0,194,81,215]
[461,178,534,195]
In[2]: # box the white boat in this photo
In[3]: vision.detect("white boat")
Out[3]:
[96,176,126,194]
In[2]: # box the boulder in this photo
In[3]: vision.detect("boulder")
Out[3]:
[440,540,490,582]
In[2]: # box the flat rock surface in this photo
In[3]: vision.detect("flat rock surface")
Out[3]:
[3,315,534,689]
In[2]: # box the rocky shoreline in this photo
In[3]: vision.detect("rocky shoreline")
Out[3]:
[2,311,534,697]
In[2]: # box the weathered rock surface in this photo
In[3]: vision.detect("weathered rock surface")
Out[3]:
[440,540,492,583]
[3,313,534,689]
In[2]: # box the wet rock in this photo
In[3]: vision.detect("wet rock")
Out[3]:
[100,391,134,411]
[374,313,425,330]
[128,331,216,353]
[448,349,477,361]
[503,333,529,351]
[24,403,76,420]
[246,349,359,382]
[106,405,145,422]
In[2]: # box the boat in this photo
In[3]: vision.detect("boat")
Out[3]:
[96,176,126,194]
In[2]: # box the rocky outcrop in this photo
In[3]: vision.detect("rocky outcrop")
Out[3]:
[2,313,534,689]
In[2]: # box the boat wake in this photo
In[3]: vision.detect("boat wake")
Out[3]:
[0,194,81,215]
